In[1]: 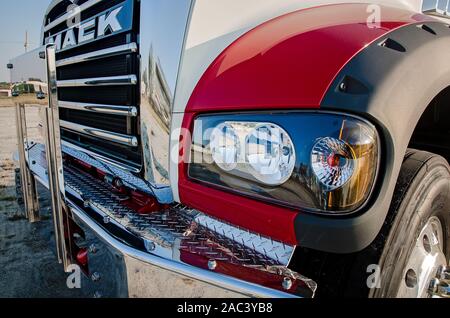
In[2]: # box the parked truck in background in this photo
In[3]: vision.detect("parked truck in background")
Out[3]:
[8,0,450,298]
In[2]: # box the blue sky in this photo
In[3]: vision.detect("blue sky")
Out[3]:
[0,0,50,82]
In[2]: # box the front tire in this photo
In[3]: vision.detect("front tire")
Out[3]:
[293,149,450,298]
[371,150,450,298]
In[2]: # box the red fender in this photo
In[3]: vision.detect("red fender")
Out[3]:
[180,3,432,245]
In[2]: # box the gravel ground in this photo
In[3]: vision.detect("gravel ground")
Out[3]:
[0,103,92,298]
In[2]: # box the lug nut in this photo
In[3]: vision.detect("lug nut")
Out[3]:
[429,278,450,298]
[93,291,102,298]
[429,278,439,295]
[437,265,450,281]
[282,277,293,290]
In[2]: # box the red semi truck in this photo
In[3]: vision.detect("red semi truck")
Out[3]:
[8,0,450,298]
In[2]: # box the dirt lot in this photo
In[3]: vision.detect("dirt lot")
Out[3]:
[0,101,92,298]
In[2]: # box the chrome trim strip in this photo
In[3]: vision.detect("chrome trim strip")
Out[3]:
[69,202,298,298]
[60,120,138,147]
[56,43,138,67]
[44,44,73,270]
[61,140,141,174]
[422,0,450,18]
[44,0,104,32]
[57,75,137,87]
[61,143,174,203]
[15,105,40,222]
[63,141,174,204]
[59,101,138,117]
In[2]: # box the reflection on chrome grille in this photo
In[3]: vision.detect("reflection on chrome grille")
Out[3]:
[44,0,141,170]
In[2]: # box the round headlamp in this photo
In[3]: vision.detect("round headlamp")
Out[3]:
[246,124,296,185]
[210,123,240,172]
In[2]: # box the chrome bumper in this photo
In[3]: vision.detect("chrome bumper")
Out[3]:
[22,142,317,298]
[71,203,293,298]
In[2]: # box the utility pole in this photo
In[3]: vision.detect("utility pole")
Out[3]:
[24,31,28,53]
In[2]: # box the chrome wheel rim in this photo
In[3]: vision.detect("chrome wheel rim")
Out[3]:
[396,217,447,298]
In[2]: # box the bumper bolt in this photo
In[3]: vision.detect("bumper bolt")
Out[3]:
[113,178,123,188]
[146,241,156,252]
[88,244,98,254]
[91,272,101,282]
[282,277,293,290]
[103,216,110,224]
[208,260,217,271]
[73,233,84,244]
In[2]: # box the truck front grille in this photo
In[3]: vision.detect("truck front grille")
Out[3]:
[44,0,141,171]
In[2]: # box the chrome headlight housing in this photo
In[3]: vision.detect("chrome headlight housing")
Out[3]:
[188,112,379,215]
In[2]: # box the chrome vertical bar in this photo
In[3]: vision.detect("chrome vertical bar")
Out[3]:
[43,44,72,270]
[14,103,40,222]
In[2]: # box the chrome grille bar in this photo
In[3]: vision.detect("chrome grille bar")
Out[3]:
[44,0,104,32]
[59,101,138,117]
[60,120,138,147]
[44,0,141,169]
[56,43,138,67]
[57,75,137,87]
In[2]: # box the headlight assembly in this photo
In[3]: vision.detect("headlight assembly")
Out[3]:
[188,112,379,215]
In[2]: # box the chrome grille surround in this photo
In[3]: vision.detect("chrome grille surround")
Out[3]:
[43,0,141,171]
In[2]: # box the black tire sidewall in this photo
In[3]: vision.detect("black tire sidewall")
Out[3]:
[372,155,450,298]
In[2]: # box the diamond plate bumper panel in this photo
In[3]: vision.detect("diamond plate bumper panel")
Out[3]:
[26,143,317,298]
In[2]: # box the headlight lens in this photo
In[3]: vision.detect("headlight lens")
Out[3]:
[208,122,296,185]
[189,113,379,215]
[246,124,296,185]
[210,123,240,172]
